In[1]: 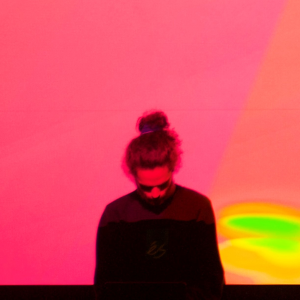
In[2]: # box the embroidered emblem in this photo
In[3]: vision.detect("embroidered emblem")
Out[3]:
[146,241,167,259]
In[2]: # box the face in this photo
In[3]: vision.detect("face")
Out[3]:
[135,166,175,205]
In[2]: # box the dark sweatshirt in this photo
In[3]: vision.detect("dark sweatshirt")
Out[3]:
[94,185,224,300]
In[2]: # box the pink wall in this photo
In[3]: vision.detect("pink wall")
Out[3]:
[2,0,298,284]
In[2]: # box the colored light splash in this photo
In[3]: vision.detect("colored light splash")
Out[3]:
[222,215,300,237]
[218,203,300,283]
[209,0,300,283]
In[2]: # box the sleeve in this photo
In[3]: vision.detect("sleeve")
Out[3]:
[186,199,224,300]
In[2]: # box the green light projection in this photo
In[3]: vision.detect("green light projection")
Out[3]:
[226,215,300,237]
[218,204,300,283]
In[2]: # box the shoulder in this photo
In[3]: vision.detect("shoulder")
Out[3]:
[175,185,211,207]
[106,191,136,210]
[99,191,137,227]
[173,185,215,224]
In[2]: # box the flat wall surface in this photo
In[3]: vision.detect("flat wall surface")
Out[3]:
[1,0,300,284]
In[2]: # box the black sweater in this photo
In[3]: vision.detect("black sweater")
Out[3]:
[94,185,224,300]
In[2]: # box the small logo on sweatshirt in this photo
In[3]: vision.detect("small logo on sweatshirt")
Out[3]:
[146,228,168,259]
[146,241,167,259]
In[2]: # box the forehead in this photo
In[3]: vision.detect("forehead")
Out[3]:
[136,166,171,185]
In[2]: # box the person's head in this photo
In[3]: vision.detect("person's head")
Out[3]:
[124,110,182,204]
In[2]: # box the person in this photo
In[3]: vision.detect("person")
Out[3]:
[94,111,224,300]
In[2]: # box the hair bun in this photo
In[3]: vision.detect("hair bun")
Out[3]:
[138,111,170,134]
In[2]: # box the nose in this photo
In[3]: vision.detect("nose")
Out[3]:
[150,187,161,198]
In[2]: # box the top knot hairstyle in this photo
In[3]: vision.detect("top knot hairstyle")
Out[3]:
[124,111,182,176]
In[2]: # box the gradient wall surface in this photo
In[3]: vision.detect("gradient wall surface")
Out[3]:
[1,0,300,284]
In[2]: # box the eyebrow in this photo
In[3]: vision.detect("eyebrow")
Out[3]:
[138,178,170,192]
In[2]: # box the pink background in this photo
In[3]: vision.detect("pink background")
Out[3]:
[1,0,300,284]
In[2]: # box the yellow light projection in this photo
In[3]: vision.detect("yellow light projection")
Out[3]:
[218,203,300,283]
[210,0,300,284]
